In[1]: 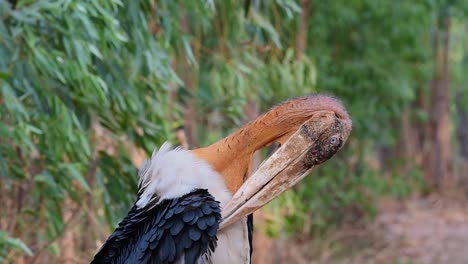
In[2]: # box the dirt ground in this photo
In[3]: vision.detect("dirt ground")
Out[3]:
[372,194,468,264]
[253,194,468,264]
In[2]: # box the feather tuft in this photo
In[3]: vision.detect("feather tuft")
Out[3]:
[135,142,231,210]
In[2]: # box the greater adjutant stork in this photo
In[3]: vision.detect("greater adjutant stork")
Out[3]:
[91,94,352,264]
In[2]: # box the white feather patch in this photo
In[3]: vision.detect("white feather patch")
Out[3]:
[136,142,232,209]
[136,142,251,263]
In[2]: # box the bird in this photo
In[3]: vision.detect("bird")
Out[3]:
[91,94,352,264]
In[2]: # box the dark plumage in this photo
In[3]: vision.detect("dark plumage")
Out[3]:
[91,189,221,264]
[247,214,254,263]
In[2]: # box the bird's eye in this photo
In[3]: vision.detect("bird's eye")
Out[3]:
[330,136,338,144]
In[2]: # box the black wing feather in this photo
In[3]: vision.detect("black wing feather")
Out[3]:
[247,214,254,263]
[91,189,221,264]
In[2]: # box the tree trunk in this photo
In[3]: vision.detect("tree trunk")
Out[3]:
[393,109,422,172]
[457,108,468,160]
[61,198,76,264]
[296,0,311,59]
[424,14,453,190]
[458,110,468,161]
[179,12,198,149]
[456,95,468,182]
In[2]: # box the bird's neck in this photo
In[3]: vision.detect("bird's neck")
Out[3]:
[192,95,349,193]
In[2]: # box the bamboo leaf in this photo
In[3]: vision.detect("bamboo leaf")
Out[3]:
[182,36,197,66]
[0,231,33,256]
[0,72,10,80]
[59,163,90,192]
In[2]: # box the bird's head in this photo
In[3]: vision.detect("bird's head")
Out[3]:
[191,94,352,228]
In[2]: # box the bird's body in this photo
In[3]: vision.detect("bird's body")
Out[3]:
[92,94,352,264]
[92,143,251,264]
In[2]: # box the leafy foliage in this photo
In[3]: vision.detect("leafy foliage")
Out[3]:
[0,0,178,259]
[0,231,33,261]
[0,0,466,261]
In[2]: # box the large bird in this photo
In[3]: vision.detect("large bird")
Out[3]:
[91,94,352,264]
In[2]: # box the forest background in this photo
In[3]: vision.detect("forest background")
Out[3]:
[0,0,467,263]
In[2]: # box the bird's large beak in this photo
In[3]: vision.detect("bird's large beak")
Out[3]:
[220,111,349,229]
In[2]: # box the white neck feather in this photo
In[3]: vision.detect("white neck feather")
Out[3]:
[136,142,250,263]
[136,142,232,209]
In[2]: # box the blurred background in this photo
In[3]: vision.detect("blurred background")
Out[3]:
[0,0,467,263]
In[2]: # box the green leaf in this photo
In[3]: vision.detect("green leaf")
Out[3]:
[250,10,282,48]
[25,124,43,135]
[59,163,91,192]
[0,231,33,256]
[88,44,103,59]
[182,36,197,66]
[1,84,29,121]
[0,72,10,80]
